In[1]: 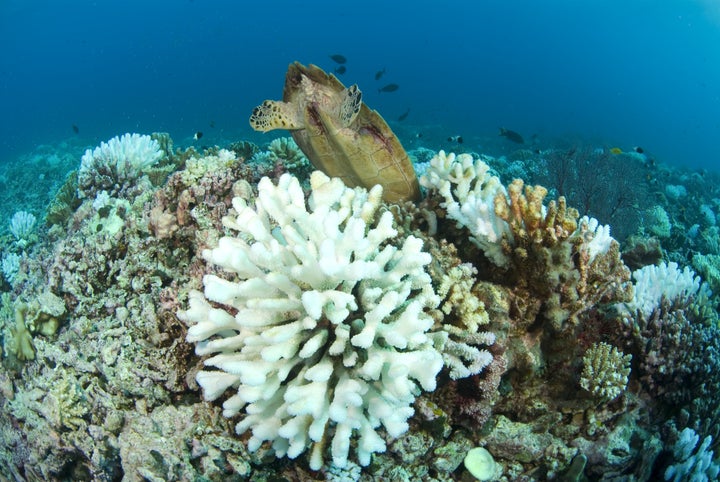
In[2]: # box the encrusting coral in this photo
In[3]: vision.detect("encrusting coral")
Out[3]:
[179,170,483,469]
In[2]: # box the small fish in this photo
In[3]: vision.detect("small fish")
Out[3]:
[335,65,346,75]
[609,147,622,155]
[329,54,347,64]
[397,108,410,121]
[498,127,524,144]
[378,83,399,93]
[415,132,423,139]
[375,68,386,80]
[447,135,464,144]
[72,124,79,134]
[193,131,203,140]
[633,146,644,154]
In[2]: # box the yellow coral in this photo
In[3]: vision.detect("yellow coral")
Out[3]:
[494,178,578,247]
[7,302,35,361]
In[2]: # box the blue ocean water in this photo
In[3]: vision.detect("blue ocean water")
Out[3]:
[1,0,719,170]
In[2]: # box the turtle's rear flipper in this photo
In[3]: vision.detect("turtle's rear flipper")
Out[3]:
[249,100,304,132]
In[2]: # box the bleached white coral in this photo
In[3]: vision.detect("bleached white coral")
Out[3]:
[1,252,21,283]
[664,428,719,482]
[419,151,512,266]
[432,263,495,379]
[432,327,495,380]
[627,262,711,318]
[78,133,163,198]
[573,216,613,261]
[179,171,443,469]
[180,149,237,185]
[92,191,112,211]
[9,211,36,243]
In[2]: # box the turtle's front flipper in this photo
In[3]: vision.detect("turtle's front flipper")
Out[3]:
[249,100,303,132]
[338,84,362,127]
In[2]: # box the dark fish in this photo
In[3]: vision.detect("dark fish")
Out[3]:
[72,124,79,134]
[378,83,399,93]
[375,68,386,80]
[447,135,464,144]
[499,127,524,144]
[329,54,347,64]
[193,131,203,140]
[633,146,644,154]
[415,132,423,139]
[397,108,410,121]
[335,66,346,75]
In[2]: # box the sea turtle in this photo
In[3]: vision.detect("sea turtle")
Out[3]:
[249,62,420,202]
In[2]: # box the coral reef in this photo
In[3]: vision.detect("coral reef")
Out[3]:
[1,253,21,285]
[44,171,81,231]
[0,129,718,482]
